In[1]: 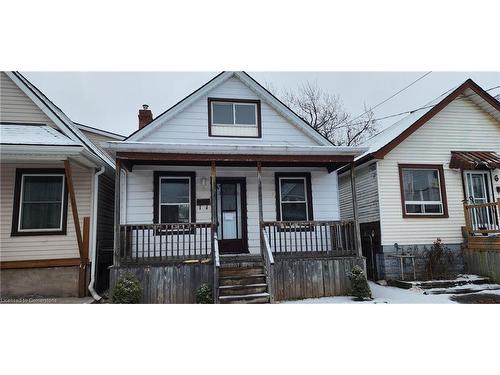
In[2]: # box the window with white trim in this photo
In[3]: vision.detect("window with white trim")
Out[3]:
[278,177,310,221]
[209,98,261,138]
[159,177,191,223]
[14,172,67,234]
[400,166,447,216]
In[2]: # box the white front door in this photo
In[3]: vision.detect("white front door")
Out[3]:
[464,171,495,230]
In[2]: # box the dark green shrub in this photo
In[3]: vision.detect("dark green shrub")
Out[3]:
[349,265,372,300]
[196,283,213,304]
[112,272,142,304]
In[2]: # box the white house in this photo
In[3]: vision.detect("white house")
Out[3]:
[0,71,116,298]
[338,79,500,280]
[105,71,367,303]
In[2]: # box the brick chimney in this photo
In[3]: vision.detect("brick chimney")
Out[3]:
[138,104,153,129]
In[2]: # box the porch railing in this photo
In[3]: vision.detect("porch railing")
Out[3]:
[261,227,275,303]
[213,231,220,304]
[464,199,500,235]
[119,222,213,263]
[261,220,357,256]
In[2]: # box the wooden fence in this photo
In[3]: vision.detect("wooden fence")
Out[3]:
[109,262,212,304]
[272,256,365,301]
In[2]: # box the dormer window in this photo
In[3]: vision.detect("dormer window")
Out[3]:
[208,98,261,138]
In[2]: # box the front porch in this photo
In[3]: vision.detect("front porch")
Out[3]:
[111,149,364,302]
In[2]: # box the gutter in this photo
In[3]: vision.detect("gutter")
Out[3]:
[88,166,105,301]
[104,141,368,157]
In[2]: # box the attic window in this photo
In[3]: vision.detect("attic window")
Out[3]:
[208,98,261,138]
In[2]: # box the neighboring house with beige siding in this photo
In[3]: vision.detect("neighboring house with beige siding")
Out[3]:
[0,71,116,299]
[339,79,500,280]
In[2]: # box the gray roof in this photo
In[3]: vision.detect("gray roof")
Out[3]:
[0,124,80,146]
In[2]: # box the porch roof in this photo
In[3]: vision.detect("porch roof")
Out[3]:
[107,142,367,170]
[449,151,500,170]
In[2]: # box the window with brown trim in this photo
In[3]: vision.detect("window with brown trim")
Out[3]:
[208,98,261,138]
[275,172,313,221]
[153,172,196,224]
[11,169,68,236]
[398,164,448,218]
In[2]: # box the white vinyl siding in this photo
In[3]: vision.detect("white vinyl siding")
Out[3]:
[338,163,380,223]
[124,166,339,255]
[377,95,500,247]
[0,162,92,261]
[140,77,321,146]
[0,72,57,126]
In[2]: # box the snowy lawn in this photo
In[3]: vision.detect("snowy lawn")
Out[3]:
[283,281,500,304]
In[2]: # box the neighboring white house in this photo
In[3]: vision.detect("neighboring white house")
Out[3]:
[105,71,367,303]
[338,79,500,280]
[0,71,116,298]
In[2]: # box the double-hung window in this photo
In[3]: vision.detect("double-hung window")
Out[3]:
[275,173,313,221]
[399,164,448,217]
[208,98,261,138]
[154,172,196,224]
[12,169,68,236]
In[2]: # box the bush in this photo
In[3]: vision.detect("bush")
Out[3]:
[112,272,142,304]
[422,238,455,280]
[196,283,213,304]
[349,265,372,300]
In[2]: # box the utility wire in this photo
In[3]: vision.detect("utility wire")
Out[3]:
[347,71,433,125]
[348,84,500,128]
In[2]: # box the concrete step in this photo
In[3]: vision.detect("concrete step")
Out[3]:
[219,292,270,304]
[424,284,500,295]
[219,274,267,286]
[219,283,268,296]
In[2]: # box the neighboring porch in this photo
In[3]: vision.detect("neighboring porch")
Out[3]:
[111,149,365,303]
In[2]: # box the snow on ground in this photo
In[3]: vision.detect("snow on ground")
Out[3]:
[283,281,500,304]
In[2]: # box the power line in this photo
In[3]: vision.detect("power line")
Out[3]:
[348,84,500,128]
[347,71,433,125]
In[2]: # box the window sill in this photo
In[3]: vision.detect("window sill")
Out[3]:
[401,214,449,219]
[11,229,67,236]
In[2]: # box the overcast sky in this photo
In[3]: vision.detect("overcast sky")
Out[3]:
[22,71,500,137]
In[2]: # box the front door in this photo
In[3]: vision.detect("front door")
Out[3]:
[216,178,248,254]
[464,171,495,229]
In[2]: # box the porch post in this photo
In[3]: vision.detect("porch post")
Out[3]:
[210,161,217,245]
[257,162,264,253]
[114,159,121,267]
[350,162,363,257]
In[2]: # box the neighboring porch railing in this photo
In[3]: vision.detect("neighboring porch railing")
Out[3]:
[261,220,357,256]
[119,222,213,263]
[464,199,500,235]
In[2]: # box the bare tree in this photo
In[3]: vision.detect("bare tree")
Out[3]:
[267,81,377,146]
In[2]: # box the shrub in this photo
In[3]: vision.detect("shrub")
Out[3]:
[349,265,372,300]
[422,238,455,280]
[196,283,213,304]
[112,272,142,304]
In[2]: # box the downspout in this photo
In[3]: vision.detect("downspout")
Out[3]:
[88,166,105,301]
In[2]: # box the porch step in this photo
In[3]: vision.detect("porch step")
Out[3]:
[219,266,265,277]
[219,283,268,296]
[219,274,267,286]
[219,292,271,304]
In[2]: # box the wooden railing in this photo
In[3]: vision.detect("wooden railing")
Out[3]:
[261,227,275,303]
[261,220,357,256]
[119,222,213,263]
[213,231,220,304]
[464,199,500,235]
